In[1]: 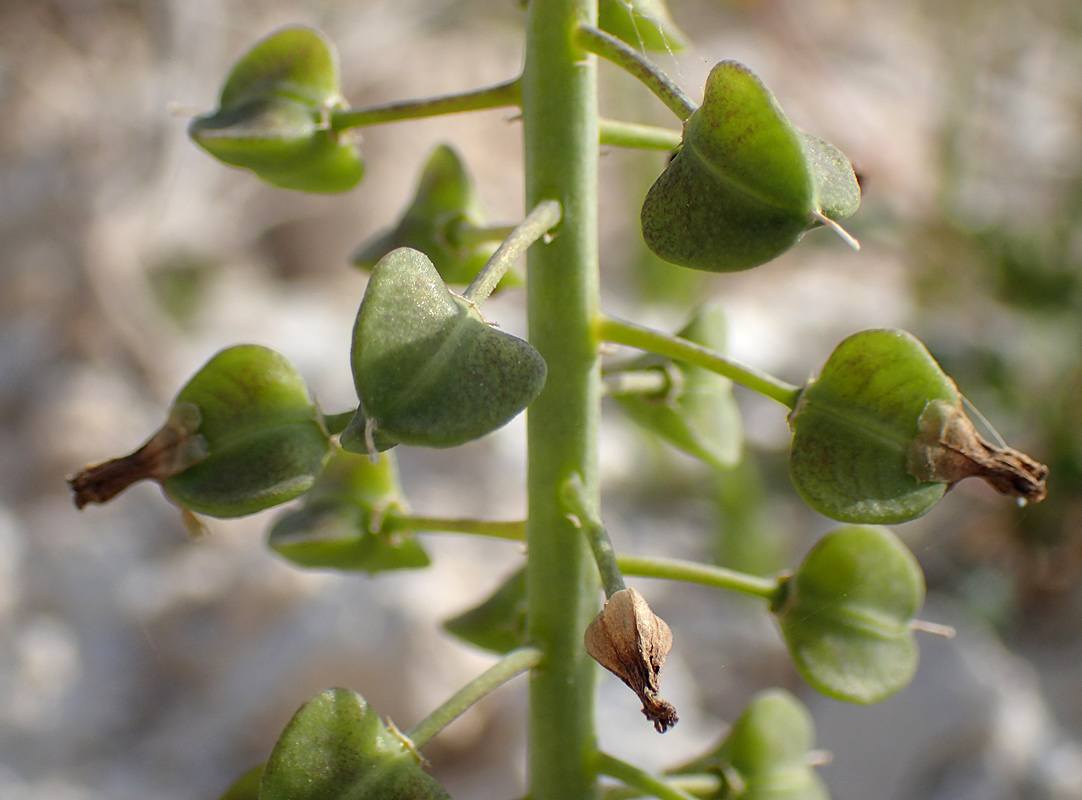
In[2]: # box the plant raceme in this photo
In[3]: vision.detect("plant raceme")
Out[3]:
[68,8,1051,800]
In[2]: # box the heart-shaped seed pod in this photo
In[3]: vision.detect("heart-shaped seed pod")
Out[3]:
[640,61,860,272]
[772,525,924,704]
[599,0,688,52]
[268,447,430,573]
[611,303,743,469]
[353,144,517,289]
[342,247,546,453]
[69,345,331,519]
[788,328,1047,524]
[189,26,363,193]
[671,689,829,800]
[261,688,451,800]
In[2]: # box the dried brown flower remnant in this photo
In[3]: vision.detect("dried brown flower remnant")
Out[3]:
[907,399,1047,503]
[68,403,209,509]
[584,587,678,733]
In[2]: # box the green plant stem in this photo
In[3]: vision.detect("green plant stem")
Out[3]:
[617,554,779,601]
[463,199,563,306]
[574,25,697,121]
[599,118,682,151]
[406,646,542,749]
[381,512,525,542]
[561,474,626,598]
[597,314,802,409]
[523,2,602,799]
[598,753,706,800]
[331,76,521,132]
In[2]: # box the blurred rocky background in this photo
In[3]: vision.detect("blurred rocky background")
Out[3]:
[1,0,1080,798]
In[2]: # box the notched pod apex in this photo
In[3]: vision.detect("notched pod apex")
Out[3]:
[584,587,678,733]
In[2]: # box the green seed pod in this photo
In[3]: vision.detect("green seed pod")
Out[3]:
[342,247,547,453]
[267,447,430,573]
[773,525,924,704]
[161,345,331,518]
[673,689,829,800]
[599,0,688,53]
[189,26,363,193]
[443,566,527,654]
[261,688,451,800]
[640,61,860,272]
[353,144,518,289]
[611,303,743,469]
[788,329,958,524]
[69,345,331,519]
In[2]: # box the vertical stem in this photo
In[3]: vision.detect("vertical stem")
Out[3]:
[523,2,601,800]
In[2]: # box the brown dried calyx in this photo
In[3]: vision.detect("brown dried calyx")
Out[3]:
[68,403,209,509]
[907,399,1047,503]
[584,587,678,733]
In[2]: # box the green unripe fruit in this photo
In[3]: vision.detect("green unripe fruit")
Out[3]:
[343,247,546,453]
[599,0,688,52]
[773,525,924,704]
[189,26,363,193]
[162,345,331,518]
[641,61,860,272]
[261,688,451,800]
[353,144,517,289]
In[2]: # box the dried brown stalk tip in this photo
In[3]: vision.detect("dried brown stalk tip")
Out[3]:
[907,399,1048,503]
[68,403,209,509]
[584,587,678,733]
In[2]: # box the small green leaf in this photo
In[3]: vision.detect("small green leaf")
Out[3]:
[189,26,363,193]
[443,567,527,654]
[612,304,743,468]
[162,345,331,518]
[641,61,860,272]
[673,689,830,800]
[268,448,430,573]
[261,688,451,800]
[774,525,924,704]
[343,247,546,453]
[353,144,517,289]
[788,329,960,524]
[598,0,688,52]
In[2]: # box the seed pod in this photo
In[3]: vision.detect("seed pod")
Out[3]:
[69,345,331,519]
[584,587,678,733]
[640,61,860,272]
[189,26,363,193]
[598,0,689,52]
[343,247,546,453]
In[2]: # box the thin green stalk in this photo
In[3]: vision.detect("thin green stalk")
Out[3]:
[406,646,542,749]
[598,753,705,800]
[618,554,779,601]
[331,76,521,132]
[574,25,697,121]
[381,512,525,542]
[562,474,626,598]
[523,2,602,799]
[597,314,803,409]
[600,118,682,151]
[464,199,562,306]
